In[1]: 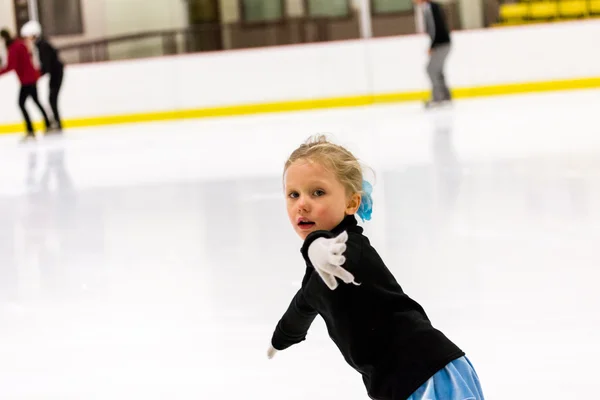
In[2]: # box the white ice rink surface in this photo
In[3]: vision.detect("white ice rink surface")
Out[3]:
[1,89,600,399]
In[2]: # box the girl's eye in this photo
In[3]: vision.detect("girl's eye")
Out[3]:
[313,189,325,197]
[288,191,299,199]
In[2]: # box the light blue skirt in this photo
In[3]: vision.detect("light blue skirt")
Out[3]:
[407,356,484,400]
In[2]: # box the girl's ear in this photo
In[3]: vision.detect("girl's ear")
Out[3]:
[345,192,361,215]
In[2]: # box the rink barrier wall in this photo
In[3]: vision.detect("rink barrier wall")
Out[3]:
[1,20,600,135]
[2,76,599,135]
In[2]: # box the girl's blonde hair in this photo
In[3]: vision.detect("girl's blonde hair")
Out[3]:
[284,134,368,197]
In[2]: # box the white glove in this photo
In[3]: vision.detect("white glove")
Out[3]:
[307,231,359,290]
[267,345,278,359]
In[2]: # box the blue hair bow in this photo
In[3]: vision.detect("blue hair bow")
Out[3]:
[357,180,373,222]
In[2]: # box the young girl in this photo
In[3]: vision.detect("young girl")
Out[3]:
[267,135,484,400]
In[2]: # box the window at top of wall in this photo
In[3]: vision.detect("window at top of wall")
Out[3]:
[372,0,414,14]
[306,0,350,18]
[39,0,84,36]
[242,0,285,23]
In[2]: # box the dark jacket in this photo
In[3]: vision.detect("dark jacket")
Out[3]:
[0,39,39,85]
[425,1,451,50]
[35,37,64,78]
[271,215,464,400]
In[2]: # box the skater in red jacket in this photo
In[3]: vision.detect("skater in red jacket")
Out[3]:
[0,28,51,140]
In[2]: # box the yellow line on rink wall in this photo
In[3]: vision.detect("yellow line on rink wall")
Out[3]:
[451,76,600,98]
[1,76,600,135]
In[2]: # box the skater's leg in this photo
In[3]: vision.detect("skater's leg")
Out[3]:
[427,44,451,103]
[426,55,439,102]
[18,85,35,136]
[440,71,451,101]
[49,69,64,130]
[437,45,451,101]
[29,84,51,130]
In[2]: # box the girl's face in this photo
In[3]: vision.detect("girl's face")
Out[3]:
[284,159,360,240]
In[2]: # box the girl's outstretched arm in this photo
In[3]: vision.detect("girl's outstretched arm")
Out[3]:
[269,288,318,356]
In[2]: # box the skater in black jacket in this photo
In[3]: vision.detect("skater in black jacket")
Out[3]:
[267,135,484,399]
[21,21,64,132]
[414,0,452,108]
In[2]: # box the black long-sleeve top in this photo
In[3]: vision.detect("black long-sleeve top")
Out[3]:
[424,1,451,50]
[35,37,63,77]
[270,215,464,400]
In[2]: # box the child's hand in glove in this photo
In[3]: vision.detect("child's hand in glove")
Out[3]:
[307,231,360,290]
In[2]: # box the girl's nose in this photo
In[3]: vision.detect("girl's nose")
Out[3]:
[297,194,310,212]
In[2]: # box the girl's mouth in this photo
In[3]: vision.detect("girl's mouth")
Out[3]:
[297,218,315,230]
